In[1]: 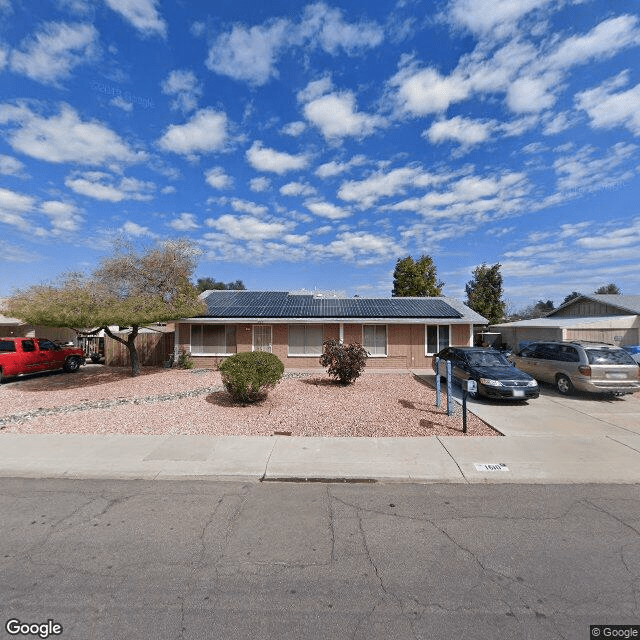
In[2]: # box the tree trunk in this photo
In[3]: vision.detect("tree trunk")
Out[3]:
[104,325,141,377]
[127,326,140,377]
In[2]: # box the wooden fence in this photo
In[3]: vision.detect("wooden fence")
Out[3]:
[105,331,174,367]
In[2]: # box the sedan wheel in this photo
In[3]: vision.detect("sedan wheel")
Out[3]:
[556,374,573,395]
[64,357,80,373]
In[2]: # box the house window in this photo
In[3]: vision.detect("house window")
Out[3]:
[363,325,387,356]
[288,324,323,356]
[252,325,272,353]
[190,324,236,355]
[426,325,450,355]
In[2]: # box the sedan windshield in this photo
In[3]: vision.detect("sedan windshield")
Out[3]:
[466,352,511,367]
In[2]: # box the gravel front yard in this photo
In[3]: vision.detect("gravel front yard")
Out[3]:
[0,365,500,437]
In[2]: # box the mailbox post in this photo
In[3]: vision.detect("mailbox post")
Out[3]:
[461,379,477,434]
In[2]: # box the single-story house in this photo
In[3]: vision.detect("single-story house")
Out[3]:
[490,294,640,350]
[175,290,487,369]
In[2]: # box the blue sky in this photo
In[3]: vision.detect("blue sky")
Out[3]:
[1,0,639,312]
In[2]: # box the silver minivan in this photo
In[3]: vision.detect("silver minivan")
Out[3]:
[511,341,640,396]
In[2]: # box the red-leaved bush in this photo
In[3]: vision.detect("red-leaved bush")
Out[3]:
[319,339,368,385]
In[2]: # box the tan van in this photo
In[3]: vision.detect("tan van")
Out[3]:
[511,341,640,396]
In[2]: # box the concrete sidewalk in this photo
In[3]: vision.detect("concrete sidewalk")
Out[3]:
[1,428,639,483]
[1,371,639,484]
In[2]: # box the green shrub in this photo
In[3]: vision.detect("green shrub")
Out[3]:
[319,339,368,385]
[178,349,194,369]
[219,350,285,403]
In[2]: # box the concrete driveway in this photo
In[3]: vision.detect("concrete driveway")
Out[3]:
[433,376,640,438]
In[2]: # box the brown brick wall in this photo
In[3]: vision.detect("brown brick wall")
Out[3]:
[180,321,473,369]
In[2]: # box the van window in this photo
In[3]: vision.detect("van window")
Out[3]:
[586,348,636,365]
[535,344,559,360]
[558,345,580,362]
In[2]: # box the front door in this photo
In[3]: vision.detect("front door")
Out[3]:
[253,325,272,353]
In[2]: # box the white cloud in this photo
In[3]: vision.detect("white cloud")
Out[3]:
[65,171,155,201]
[506,74,558,113]
[204,166,233,190]
[0,103,146,165]
[390,63,470,116]
[390,170,530,220]
[305,200,351,220]
[547,15,640,69]
[338,166,441,208]
[297,75,334,103]
[228,198,268,216]
[103,0,167,38]
[169,212,199,231]
[249,176,271,192]
[280,181,317,197]
[553,143,636,193]
[281,121,306,137]
[0,154,25,176]
[161,69,202,112]
[300,3,384,54]
[40,200,84,233]
[206,3,383,86]
[110,96,133,112]
[122,220,154,236]
[426,116,493,145]
[157,108,228,157]
[206,214,292,241]
[206,18,290,86]
[302,89,387,140]
[325,231,401,263]
[447,0,553,36]
[246,141,308,174]
[10,22,98,86]
[315,155,367,178]
[0,187,36,231]
[576,73,640,136]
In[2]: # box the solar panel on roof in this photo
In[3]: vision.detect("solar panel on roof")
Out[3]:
[203,292,462,318]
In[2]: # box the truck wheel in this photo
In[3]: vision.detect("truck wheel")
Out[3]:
[64,357,81,373]
[556,374,573,395]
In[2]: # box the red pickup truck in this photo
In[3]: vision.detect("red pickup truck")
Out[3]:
[0,337,85,382]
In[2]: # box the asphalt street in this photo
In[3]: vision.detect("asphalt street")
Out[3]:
[1,478,639,640]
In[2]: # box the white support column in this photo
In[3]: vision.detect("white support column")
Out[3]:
[339,323,344,344]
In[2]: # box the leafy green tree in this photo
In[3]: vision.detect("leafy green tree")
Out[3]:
[594,283,621,295]
[392,255,444,297]
[196,277,246,292]
[6,241,206,377]
[465,263,505,324]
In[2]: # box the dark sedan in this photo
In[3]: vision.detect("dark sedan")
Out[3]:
[433,347,539,401]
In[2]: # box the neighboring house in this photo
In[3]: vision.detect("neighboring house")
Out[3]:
[0,313,78,343]
[0,312,29,337]
[491,294,640,350]
[175,290,487,369]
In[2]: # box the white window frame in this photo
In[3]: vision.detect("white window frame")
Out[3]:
[252,324,273,353]
[363,324,387,357]
[190,324,236,356]
[287,324,324,357]
[425,324,451,356]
